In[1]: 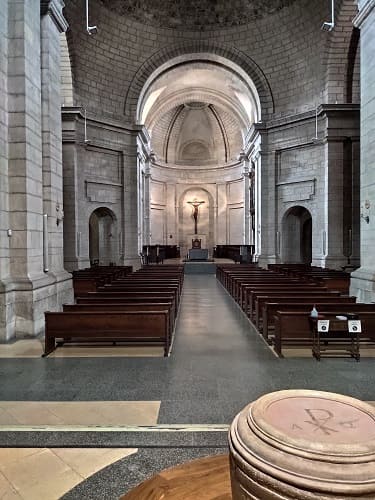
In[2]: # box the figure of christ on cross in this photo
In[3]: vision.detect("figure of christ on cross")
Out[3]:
[187,199,205,234]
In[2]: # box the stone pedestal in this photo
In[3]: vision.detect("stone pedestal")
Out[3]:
[229,390,375,499]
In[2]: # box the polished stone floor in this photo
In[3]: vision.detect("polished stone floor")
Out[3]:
[1,274,375,498]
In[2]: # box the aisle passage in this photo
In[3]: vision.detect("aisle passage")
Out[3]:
[157,274,277,423]
[158,273,375,423]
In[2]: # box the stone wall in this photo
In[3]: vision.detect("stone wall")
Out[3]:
[62,110,141,270]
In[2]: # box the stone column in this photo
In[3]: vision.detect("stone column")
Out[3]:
[166,183,177,245]
[123,133,141,269]
[240,153,251,245]
[216,184,227,244]
[257,128,277,267]
[41,0,72,303]
[351,0,375,300]
[136,128,151,257]
[6,0,47,338]
[320,138,348,269]
[0,0,11,339]
[143,172,151,247]
[61,108,85,271]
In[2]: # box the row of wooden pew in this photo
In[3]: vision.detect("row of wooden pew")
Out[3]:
[217,264,375,358]
[44,265,184,357]
[72,265,133,297]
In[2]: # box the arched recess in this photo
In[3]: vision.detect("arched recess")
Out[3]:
[178,188,215,255]
[89,207,118,265]
[282,206,312,264]
[124,41,274,123]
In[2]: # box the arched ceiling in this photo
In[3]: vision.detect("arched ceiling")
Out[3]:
[141,62,257,128]
[142,62,254,166]
[100,0,296,30]
[151,102,243,166]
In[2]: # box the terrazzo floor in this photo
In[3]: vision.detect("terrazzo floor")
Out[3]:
[1,273,375,498]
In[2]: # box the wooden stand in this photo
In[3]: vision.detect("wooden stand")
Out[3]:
[310,316,360,361]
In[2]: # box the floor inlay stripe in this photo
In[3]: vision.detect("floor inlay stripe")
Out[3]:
[0,424,229,432]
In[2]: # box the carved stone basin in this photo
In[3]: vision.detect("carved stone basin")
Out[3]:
[229,390,375,499]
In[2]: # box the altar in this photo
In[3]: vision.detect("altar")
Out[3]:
[188,248,209,261]
[187,237,209,261]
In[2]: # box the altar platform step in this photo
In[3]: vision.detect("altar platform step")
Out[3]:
[184,262,216,274]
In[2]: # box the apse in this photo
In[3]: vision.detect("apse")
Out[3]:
[137,56,261,256]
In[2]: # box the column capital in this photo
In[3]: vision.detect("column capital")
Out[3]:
[41,0,69,32]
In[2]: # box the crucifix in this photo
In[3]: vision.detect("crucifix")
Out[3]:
[187,199,205,234]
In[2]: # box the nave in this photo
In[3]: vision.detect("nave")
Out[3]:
[1,272,375,498]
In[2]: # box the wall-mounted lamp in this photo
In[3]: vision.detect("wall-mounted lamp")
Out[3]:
[56,203,64,226]
[321,0,335,31]
[86,0,98,35]
[361,200,371,224]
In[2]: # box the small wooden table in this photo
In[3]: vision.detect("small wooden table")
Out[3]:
[309,316,360,361]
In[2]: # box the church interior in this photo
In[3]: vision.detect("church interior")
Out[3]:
[1,0,375,498]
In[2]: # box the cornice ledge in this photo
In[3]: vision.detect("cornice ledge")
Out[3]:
[41,0,69,33]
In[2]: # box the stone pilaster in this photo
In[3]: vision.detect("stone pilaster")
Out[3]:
[0,0,73,340]
[0,0,11,339]
[5,0,47,338]
[41,0,72,301]
[62,108,84,271]
[254,127,277,267]
[240,153,251,245]
[351,0,375,300]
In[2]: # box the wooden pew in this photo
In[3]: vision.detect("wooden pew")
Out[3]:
[273,309,375,357]
[254,292,345,329]
[97,285,180,306]
[63,303,175,344]
[111,279,182,295]
[245,285,329,320]
[72,266,133,297]
[261,297,357,341]
[76,296,177,320]
[44,310,170,357]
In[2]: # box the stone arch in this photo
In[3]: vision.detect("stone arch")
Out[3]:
[124,41,274,122]
[281,206,312,264]
[345,27,360,104]
[89,207,118,265]
[323,0,359,104]
[60,31,75,106]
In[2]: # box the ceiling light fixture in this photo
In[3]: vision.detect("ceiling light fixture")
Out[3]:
[86,0,98,35]
[321,0,335,31]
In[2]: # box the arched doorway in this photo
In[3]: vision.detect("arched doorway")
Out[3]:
[89,207,118,266]
[282,206,312,264]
